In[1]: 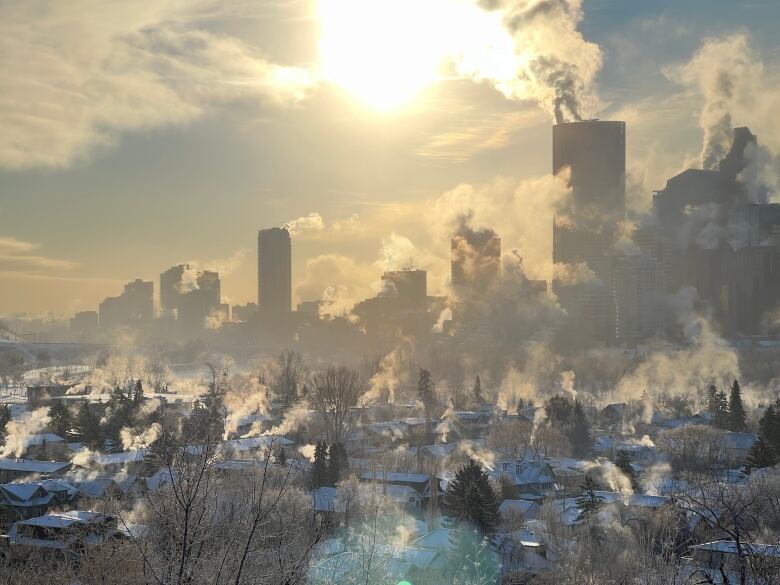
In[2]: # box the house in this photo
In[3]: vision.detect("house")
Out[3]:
[312,483,422,518]
[0,480,78,529]
[90,450,147,475]
[495,528,555,577]
[445,411,495,440]
[223,436,295,460]
[721,432,758,467]
[496,460,559,500]
[546,457,592,494]
[686,540,780,583]
[17,433,68,460]
[599,403,628,427]
[26,384,74,408]
[499,499,541,522]
[359,471,434,497]
[76,474,140,508]
[231,413,274,438]
[592,435,657,464]
[0,459,71,484]
[7,511,123,552]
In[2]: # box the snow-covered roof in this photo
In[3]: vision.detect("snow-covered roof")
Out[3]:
[411,527,452,552]
[226,436,294,451]
[721,432,758,451]
[26,433,66,446]
[77,474,137,498]
[16,510,111,528]
[499,499,539,516]
[690,540,780,558]
[360,471,429,484]
[93,450,146,466]
[1,483,45,501]
[0,459,70,473]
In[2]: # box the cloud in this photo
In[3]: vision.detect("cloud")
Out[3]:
[283,212,365,241]
[416,106,547,164]
[295,254,377,316]
[284,213,326,236]
[665,33,762,170]
[0,0,316,170]
[0,236,76,273]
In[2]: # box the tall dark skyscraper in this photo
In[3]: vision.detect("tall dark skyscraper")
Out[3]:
[552,120,626,221]
[552,120,626,345]
[258,227,292,317]
[160,264,187,317]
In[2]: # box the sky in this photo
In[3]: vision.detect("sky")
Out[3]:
[3,0,780,316]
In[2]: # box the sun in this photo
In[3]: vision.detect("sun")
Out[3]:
[316,0,450,111]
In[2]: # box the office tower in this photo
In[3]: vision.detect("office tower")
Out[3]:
[553,120,626,221]
[178,271,221,331]
[381,270,427,308]
[99,279,154,329]
[451,229,501,293]
[160,264,187,317]
[613,254,666,341]
[70,311,98,333]
[258,227,292,316]
[552,120,626,346]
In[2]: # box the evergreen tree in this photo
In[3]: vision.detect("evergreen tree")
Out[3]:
[728,380,747,432]
[275,446,288,466]
[745,435,778,472]
[614,449,639,492]
[73,402,104,450]
[328,442,348,485]
[544,394,574,426]
[706,384,719,418]
[447,525,500,585]
[473,375,483,404]
[312,441,329,488]
[441,459,500,536]
[49,402,72,440]
[0,403,12,445]
[714,390,730,429]
[759,400,780,452]
[418,369,436,436]
[576,474,604,522]
[132,379,144,407]
[568,400,592,458]
[36,437,49,461]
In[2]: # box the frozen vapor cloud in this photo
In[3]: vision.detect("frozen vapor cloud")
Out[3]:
[0,1,315,170]
[461,0,604,122]
[284,213,326,237]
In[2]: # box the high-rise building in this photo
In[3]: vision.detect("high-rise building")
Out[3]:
[99,279,153,329]
[160,264,187,317]
[613,254,666,342]
[451,229,501,293]
[553,120,626,221]
[258,227,292,317]
[70,311,98,333]
[552,120,626,346]
[381,270,427,308]
[178,270,221,331]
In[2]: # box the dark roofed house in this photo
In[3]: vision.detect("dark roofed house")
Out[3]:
[0,459,71,484]
[599,403,628,427]
[359,471,435,498]
[0,480,78,529]
[721,432,758,467]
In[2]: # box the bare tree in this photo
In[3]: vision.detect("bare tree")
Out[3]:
[309,366,365,444]
[656,425,727,473]
[272,350,306,407]
[678,473,779,585]
[486,418,532,460]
